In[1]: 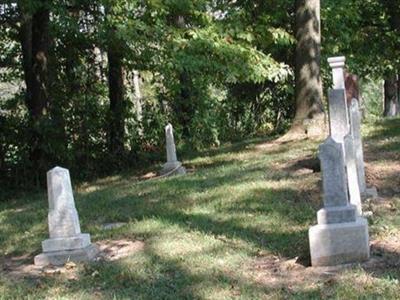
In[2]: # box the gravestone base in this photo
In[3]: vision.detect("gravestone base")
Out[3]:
[317,206,356,224]
[361,187,378,200]
[161,161,186,176]
[42,233,91,252]
[34,244,99,266]
[309,217,369,267]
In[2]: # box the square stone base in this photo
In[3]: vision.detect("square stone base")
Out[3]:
[361,187,378,200]
[34,244,99,266]
[309,218,369,267]
[42,233,91,252]
[161,161,186,176]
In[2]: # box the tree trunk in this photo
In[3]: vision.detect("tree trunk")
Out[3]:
[18,6,33,107]
[285,0,325,139]
[107,41,126,155]
[18,2,50,178]
[133,70,143,136]
[173,15,195,139]
[383,75,399,117]
[175,71,195,138]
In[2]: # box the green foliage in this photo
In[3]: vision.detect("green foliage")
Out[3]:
[1,0,399,188]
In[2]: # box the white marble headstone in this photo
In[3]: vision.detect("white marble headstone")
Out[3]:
[34,167,98,266]
[344,134,362,215]
[318,137,349,208]
[165,123,178,163]
[328,89,350,143]
[349,99,367,194]
[47,167,81,238]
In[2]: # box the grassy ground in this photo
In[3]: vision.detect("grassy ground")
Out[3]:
[1,118,400,299]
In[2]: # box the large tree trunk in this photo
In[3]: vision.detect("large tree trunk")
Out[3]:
[284,0,325,140]
[107,41,126,155]
[172,15,195,139]
[18,2,50,179]
[383,75,399,117]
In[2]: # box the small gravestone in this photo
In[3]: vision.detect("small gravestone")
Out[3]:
[161,123,186,176]
[34,167,98,266]
[349,99,378,199]
[309,138,369,266]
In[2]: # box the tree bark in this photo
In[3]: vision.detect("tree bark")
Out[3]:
[133,70,143,136]
[18,2,50,176]
[173,15,195,139]
[285,0,325,139]
[107,40,126,155]
[383,75,399,117]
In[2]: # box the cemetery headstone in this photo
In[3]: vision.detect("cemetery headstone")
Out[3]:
[328,89,350,143]
[309,137,369,266]
[344,134,362,215]
[327,56,349,143]
[161,123,186,176]
[349,99,378,199]
[34,167,98,266]
[327,56,373,205]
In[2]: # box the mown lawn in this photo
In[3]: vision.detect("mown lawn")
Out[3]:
[1,118,400,299]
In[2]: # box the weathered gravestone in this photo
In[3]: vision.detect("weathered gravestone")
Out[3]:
[349,99,378,199]
[344,134,362,215]
[327,56,349,143]
[161,123,186,176]
[34,167,98,266]
[309,138,369,266]
[327,56,363,212]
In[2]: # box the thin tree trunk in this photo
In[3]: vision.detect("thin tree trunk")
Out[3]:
[107,41,125,155]
[18,6,33,107]
[133,70,143,135]
[174,15,195,139]
[285,0,325,139]
[383,75,399,117]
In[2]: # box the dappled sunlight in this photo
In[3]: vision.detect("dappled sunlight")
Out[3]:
[2,118,400,298]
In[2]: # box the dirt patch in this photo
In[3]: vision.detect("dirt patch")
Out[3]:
[0,239,145,281]
[365,163,400,197]
[248,241,400,293]
[248,255,339,292]
[96,239,145,261]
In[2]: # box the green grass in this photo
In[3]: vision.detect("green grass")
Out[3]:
[1,118,400,299]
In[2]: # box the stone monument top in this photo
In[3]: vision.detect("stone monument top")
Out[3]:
[328,56,346,90]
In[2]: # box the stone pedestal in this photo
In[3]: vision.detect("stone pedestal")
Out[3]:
[309,218,369,266]
[161,161,186,176]
[34,167,98,266]
[34,244,98,266]
[162,124,186,176]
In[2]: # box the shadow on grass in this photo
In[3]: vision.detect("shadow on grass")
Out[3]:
[365,117,400,157]
[0,133,322,298]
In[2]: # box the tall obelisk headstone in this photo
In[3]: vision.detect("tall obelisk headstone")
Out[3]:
[308,138,369,266]
[327,57,363,214]
[161,124,186,176]
[309,56,370,266]
[327,57,349,143]
[34,167,98,266]
[349,99,378,198]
